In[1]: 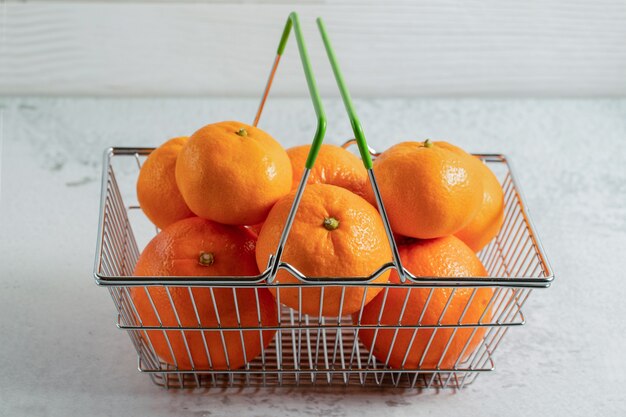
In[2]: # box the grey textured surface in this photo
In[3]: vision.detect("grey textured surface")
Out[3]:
[0,97,625,416]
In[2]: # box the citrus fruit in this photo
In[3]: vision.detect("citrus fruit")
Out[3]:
[175,121,292,225]
[428,142,505,251]
[130,217,278,370]
[255,184,392,317]
[136,137,194,230]
[455,158,504,252]
[287,144,369,199]
[366,140,483,239]
[244,222,264,239]
[357,236,492,369]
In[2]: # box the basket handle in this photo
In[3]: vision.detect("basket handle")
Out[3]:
[316,17,407,281]
[254,12,330,282]
[253,12,327,168]
[315,18,373,170]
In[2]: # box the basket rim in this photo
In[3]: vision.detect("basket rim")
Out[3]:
[93,147,554,289]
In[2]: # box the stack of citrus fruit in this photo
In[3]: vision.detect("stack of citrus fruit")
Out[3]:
[133,121,504,370]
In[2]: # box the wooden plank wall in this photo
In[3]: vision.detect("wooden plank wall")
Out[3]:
[1,1,625,96]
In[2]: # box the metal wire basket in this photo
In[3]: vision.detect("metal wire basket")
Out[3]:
[93,13,553,390]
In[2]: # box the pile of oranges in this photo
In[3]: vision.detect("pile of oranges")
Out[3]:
[132,120,504,371]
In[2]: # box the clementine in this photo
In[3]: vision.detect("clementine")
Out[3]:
[427,142,505,251]
[136,137,194,230]
[357,236,493,369]
[175,121,292,225]
[287,144,369,199]
[455,158,504,252]
[244,222,264,239]
[255,184,392,317]
[130,217,278,370]
[367,140,483,239]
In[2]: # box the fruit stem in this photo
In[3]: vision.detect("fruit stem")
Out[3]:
[236,128,248,137]
[323,217,339,231]
[423,139,433,148]
[198,252,215,266]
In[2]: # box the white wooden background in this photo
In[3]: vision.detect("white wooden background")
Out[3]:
[1,1,626,97]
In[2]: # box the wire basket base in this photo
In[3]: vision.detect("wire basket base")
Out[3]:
[146,367,484,390]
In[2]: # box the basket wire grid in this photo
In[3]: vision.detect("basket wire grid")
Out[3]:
[93,14,553,389]
[97,147,550,390]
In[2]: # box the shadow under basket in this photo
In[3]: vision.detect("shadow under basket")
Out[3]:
[93,147,553,390]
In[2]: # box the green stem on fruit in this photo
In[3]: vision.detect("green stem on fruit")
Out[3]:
[198,252,215,266]
[236,128,248,137]
[423,139,433,148]
[323,217,339,231]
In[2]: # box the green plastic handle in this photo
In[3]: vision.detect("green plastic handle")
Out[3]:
[316,18,373,170]
[277,13,327,169]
